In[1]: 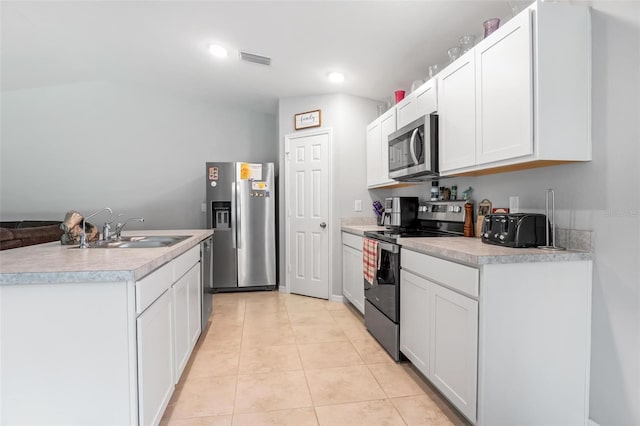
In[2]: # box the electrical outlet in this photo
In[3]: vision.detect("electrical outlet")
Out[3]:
[201,203,207,213]
[354,200,362,212]
[509,196,520,213]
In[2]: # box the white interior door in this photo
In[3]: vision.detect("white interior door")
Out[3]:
[285,130,330,299]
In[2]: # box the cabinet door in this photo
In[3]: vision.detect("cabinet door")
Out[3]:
[366,120,382,187]
[400,271,430,376]
[476,10,533,165]
[396,95,417,129]
[137,290,174,426]
[342,244,364,314]
[438,54,476,173]
[430,284,478,423]
[187,264,202,349]
[173,274,190,382]
[379,108,397,184]
[415,79,437,116]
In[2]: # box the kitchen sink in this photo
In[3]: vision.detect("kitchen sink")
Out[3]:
[88,235,191,248]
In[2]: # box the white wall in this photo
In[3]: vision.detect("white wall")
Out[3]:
[278,94,379,299]
[379,3,640,424]
[0,81,277,229]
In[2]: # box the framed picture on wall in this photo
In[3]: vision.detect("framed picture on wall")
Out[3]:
[294,110,321,130]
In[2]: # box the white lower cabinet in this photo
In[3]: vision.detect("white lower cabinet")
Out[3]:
[400,264,478,423]
[399,271,430,374]
[134,246,203,425]
[400,247,592,425]
[430,282,478,422]
[0,242,206,426]
[341,232,364,314]
[137,290,175,426]
[172,271,190,381]
[173,263,202,382]
[187,265,202,349]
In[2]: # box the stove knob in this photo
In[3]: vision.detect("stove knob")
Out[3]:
[483,232,489,238]
[454,206,462,213]
[499,234,505,240]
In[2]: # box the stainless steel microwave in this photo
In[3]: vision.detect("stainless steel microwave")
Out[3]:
[388,114,438,181]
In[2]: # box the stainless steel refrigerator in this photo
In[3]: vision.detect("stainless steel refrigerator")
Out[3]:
[205,162,276,290]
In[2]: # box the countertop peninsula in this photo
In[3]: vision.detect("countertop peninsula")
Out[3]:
[0,229,213,285]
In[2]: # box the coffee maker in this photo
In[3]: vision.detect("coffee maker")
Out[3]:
[383,197,419,228]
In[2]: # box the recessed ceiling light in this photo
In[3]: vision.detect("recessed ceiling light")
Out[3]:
[328,72,345,83]
[208,44,228,58]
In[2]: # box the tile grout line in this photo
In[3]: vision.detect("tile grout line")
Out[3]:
[229,297,247,422]
[290,302,322,424]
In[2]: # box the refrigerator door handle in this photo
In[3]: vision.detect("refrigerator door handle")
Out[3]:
[231,181,237,249]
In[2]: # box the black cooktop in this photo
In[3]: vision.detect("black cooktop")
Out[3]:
[364,229,461,244]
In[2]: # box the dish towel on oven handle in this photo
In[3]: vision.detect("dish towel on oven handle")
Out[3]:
[363,238,380,285]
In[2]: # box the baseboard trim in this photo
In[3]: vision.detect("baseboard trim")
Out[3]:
[587,419,600,426]
[331,294,346,303]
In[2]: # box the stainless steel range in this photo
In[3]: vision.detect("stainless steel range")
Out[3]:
[363,200,467,361]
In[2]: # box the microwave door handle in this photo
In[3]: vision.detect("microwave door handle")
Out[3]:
[409,128,420,165]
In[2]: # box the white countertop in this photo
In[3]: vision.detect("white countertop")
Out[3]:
[341,224,387,236]
[341,224,592,265]
[0,229,213,285]
[398,236,593,265]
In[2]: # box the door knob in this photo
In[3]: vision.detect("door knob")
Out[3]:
[320,222,327,228]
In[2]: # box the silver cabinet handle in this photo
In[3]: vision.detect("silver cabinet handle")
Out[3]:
[320,222,327,228]
[231,182,237,249]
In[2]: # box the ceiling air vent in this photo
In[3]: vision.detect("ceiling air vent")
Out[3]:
[239,51,272,66]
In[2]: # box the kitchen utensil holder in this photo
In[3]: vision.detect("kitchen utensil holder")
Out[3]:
[538,188,566,251]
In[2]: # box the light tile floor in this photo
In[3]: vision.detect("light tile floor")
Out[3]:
[161,291,467,426]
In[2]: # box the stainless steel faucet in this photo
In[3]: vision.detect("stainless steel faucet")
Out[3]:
[112,217,145,239]
[102,214,124,241]
[80,207,113,248]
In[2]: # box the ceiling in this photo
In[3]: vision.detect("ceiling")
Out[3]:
[1,1,520,114]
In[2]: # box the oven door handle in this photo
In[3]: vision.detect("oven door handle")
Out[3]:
[377,241,399,254]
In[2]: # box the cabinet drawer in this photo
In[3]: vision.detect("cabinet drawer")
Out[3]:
[401,249,479,298]
[342,232,363,251]
[174,245,200,281]
[136,262,173,314]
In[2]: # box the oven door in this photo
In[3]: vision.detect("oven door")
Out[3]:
[364,240,400,322]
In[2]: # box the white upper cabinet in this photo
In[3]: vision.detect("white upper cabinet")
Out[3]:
[476,10,533,165]
[395,96,417,130]
[438,52,477,172]
[439,0,591,176]
[366,108,397,188]
[397,79,438,129]
[366,119,381,187]
[415,79,438,119]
